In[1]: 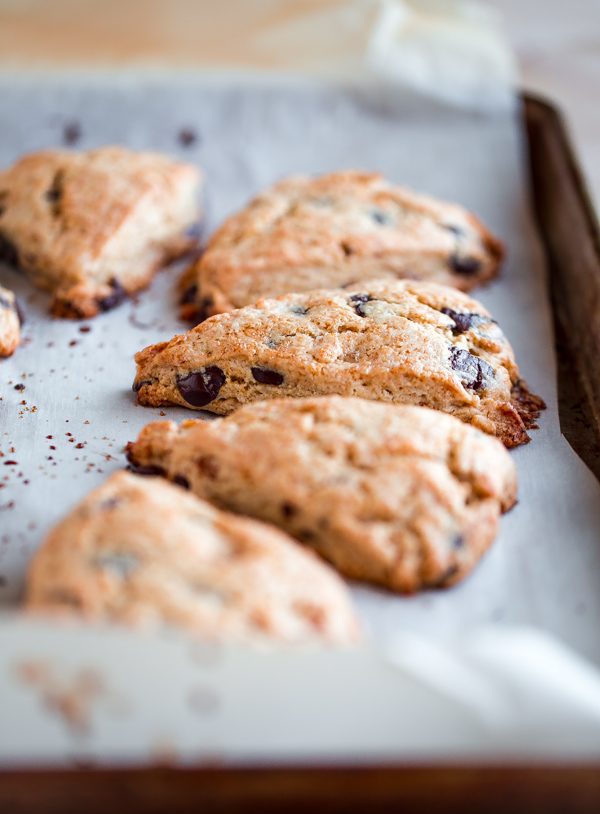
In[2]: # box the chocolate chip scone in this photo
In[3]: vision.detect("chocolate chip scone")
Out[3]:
[126,398,517,593]
[26,471,360,646]
[0,284,21,357]
[184,170,503,319]
[134,279,544,447]
[0,147,202,318]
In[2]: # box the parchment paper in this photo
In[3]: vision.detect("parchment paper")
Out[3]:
[1,74,600,678]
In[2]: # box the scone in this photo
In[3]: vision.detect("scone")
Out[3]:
[26,471,360,646]
[126,398,517,593]
[0,284,21,357]
[134,279,544,448]
[184,170,503,319]
[0,147,202,318]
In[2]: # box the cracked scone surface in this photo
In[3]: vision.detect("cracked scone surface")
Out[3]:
[26,471,360,646]
[186,170,503,318]
[126,398,517,593]
[0,146,202,318]
[0,284,21,357]
[135,278,544,447]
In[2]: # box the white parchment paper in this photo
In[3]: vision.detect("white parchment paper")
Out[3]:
[1,75,600,763]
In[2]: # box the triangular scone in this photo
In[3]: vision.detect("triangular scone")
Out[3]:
[135,279,544,448]
[126,398,517,593]
[26,471,360,646]
[183,171,503,319]
[0,284,21,357]
[0,147,202,318]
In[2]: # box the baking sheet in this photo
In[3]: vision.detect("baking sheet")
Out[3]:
[2,74,600,762]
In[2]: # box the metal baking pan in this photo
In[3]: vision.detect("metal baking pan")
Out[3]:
[2,91,600,812]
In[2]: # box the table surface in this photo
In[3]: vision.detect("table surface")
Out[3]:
[0,0,598,206]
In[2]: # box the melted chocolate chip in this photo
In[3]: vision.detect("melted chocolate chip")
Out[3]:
[173,474,190,490]
[181,284,198,305]
[0,232,18,268]
[440,308,490,336]
[449,347,494,391]
[98,278,127,312]
[195,297,214,323]
[177,367,226,407]
[449,255,481,276]
[349,293,373,317]
[281,502,297,518]
[251,367,284,385]
[132,379,152,393]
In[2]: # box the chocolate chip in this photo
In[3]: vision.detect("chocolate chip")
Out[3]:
[173,474,190,490]
[14,384,24,392]
[177,367,226,407]
[436,564,459,586]
[341,241,354,257]
[444,224,467,239]
[289,305,308,316]
[0,232,18,268]
[449,347,494,391]
[195,297,214,323]
[132,379,152,393]
[281,502,297,518]
[197,456,219,480]
[440,308,490,336]
[98,278,127,312]
[370,209,394,226]
[63,122,82,146]
[178,128,199,147]
[349,293,373,317]
[181,283,198,305]
[251,367,284,385]
[449,255,481,276]
[452,534,465,549]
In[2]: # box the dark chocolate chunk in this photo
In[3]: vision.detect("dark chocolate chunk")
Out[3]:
[181,283,198,305]
[251,367,284,386]
[444,224,467,239]
[126,463,165,477]
[194,296,214,324]
[14,384,24,392]
[132,379,152,393]
[0,232,18,268]
[281,502,297,518]
[178,128,199,147]
[173,474,190,490]
[45,171,63,207]
[349,293,373,317]
[63,122,82,146]
[449,347,494,391]
[370,208,394,226]
[98,278,127,312]
[440,307,490,336]
[449,255,481,276]
[177,367,226,407]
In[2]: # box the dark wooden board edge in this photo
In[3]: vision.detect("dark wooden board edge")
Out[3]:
[523,94,600,478]
[3,93,600,813]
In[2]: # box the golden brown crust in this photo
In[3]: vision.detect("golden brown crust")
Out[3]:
[0,147,202,318]
[126,398,517,593]
[135,278,543,448]
[26,471,361,645]
[188,171,504,319]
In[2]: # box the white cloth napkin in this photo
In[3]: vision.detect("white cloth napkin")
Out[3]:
[252,0,517,110]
